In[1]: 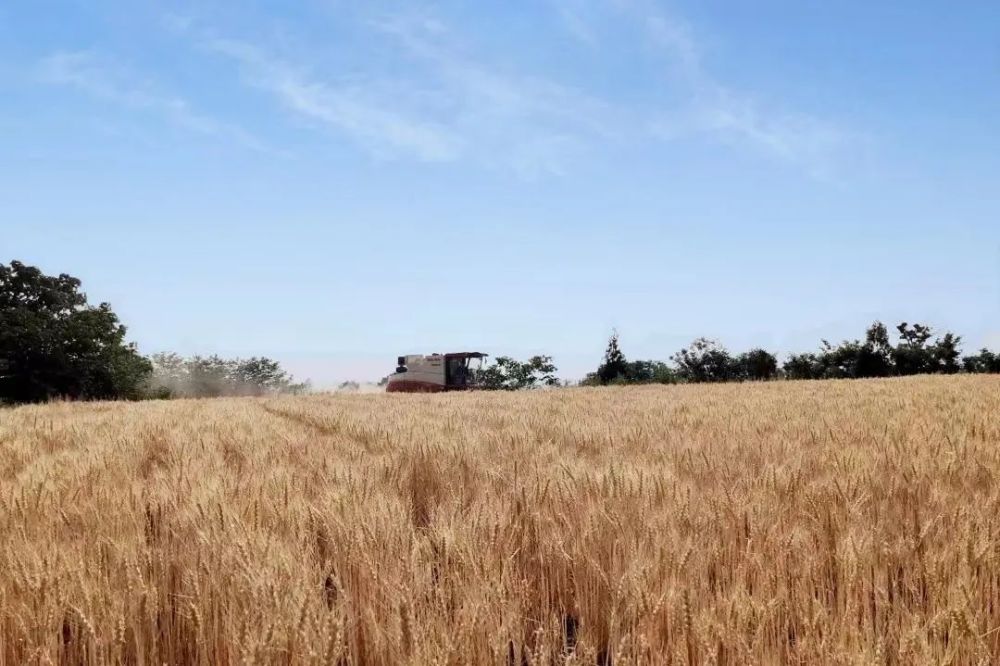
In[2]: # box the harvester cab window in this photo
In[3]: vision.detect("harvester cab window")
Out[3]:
[467,356,484,380]
[447,357,468,387]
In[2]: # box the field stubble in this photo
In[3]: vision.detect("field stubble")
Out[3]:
[1,376,999,665]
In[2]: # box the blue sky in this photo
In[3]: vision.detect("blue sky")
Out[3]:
[2,1,999,385]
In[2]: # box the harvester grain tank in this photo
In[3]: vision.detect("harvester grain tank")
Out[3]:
[385,352,487,393]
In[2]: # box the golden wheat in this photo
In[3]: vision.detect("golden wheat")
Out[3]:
[1,376,999,664]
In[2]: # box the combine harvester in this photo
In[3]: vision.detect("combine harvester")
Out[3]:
[385,352,487,393]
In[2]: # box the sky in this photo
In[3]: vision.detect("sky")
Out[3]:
[2,1,999,386]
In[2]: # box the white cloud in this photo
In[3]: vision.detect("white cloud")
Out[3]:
[554,5,599,46]
[627,2,854,175]
[369,14,625,174]
[205,39,462,163]
[37,50,266,151]
[162,3,859,178]
[642,11,702,72]
[198,18,622,176]
[648,82,852,178]
[375,15,619,132]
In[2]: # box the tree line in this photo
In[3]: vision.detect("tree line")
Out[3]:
[583,323,1000,386]
[2,260,998,403]
[147,353,308,399]
[427,320,1000,390]
[1,261,305,403]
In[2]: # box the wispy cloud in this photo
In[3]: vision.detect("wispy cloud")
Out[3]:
[688,87,850,168]
[205,38,462,163]
[549,0,856,176]
[627,2,854,176]
[195,15,623,177]
[370,14,624,174]
[374,15,618,132]
[164,2,860,178]
[37,50,266,152]
[641,9,702,72]
[546,0,601,46]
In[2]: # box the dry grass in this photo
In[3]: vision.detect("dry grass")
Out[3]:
[1,376,1000,665]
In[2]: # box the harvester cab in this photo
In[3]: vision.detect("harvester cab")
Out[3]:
[386,352,487,393]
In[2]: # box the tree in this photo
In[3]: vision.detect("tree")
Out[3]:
[963,349,1000,373]
[478,355,559,390]
[624,360,678,384]
[186,355,236,396]
[672,338,736,383]
[783,352,822,380]
[892,322,935,375]
[813,340,855,378]
[736,348,778,381]
[596,331,628,384]
[781,321,966,381]
[146,352,186,398]
[812,337,888,379]
[931,332,962,374]
[856,321,894,377]
[147,352,306,397]
[233,357,299,394]
[581,358,678,386]
[801,322,894,380]
[795,323,886,379]
[0,260,151,403]
[671,341,776,383]
[890,322,961,376]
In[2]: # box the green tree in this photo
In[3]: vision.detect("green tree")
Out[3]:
[891,322,961,375]
[892,322,935,375]
[812,337,889,379]
[783,321,963,381]
[147,352,306,397]
[672,338,736,383]
[783,352,822,380]
[930,332,962,374]
[623,360,678,384]
[963,349,1000,373]
[479,355,559,390]
[233,357,298,394]
[596,331,628,384]
[736,348,779,381]
[856,321,894,377]
[0,260,151,403]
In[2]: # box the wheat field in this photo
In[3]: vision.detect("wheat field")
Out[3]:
[1,376,999,665]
